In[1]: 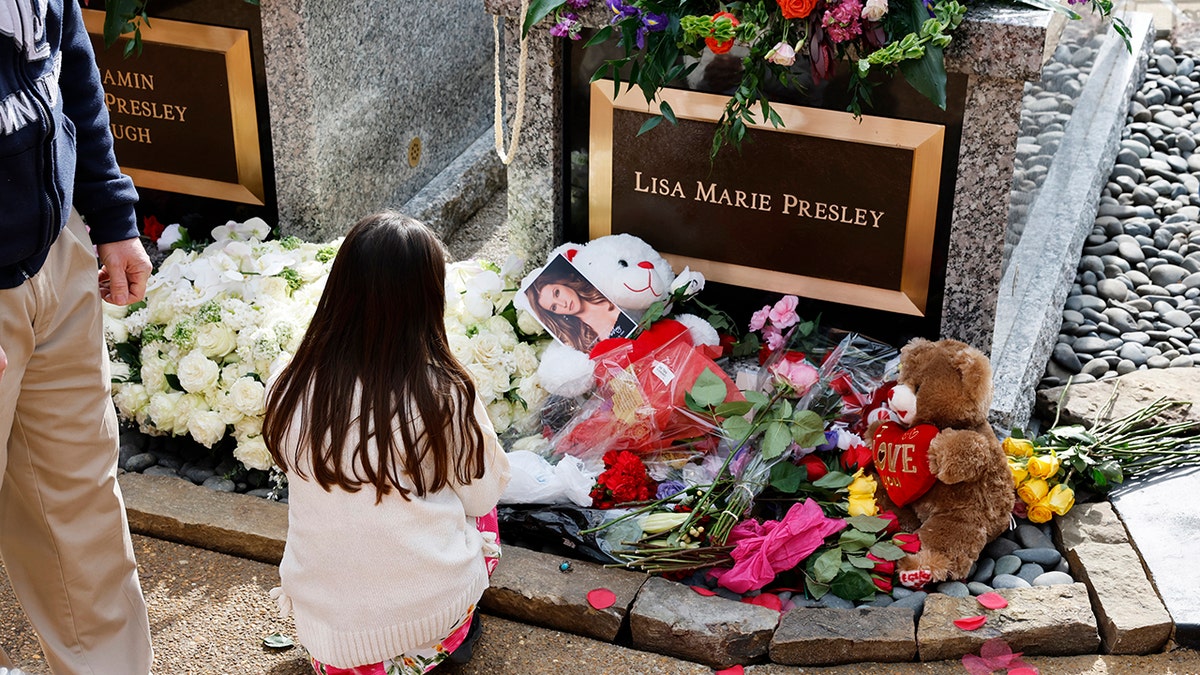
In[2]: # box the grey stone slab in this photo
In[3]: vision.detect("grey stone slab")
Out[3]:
[1035,368,1200,428]
[118,472,287,565]
[917,584,1099,661]
[1111,467,1200,649]
[1056,502,1172,654]
[262,0,494,241]
[402,131,506,240]
[990,11,1156,432]
[481,545,647,643]
[629,576,779,668]
[770,606,916,666]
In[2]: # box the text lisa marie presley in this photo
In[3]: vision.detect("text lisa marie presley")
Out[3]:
[632,171,886,228]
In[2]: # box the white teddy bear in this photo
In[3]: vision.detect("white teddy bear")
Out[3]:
[515,234,719,397]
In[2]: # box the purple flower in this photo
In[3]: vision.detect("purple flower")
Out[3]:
[565,0,591,8]
[642,11,668,32]
[550,11,582,39]
[822,0,864,44]
[815,430,839,452]
[656,480,687,500]
[608,0,638,19]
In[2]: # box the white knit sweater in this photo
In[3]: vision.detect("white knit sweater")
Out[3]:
[272,392,510,668]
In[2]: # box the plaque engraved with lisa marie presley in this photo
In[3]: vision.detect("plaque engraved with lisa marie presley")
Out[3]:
[588,82,945,317]
[82,10,264,205]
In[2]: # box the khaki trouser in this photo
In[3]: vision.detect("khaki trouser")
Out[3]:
[0,213,152,674]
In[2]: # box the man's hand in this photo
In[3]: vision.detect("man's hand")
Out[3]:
[97,238,152,305]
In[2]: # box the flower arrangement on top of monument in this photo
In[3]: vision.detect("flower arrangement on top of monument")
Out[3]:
[581,301,921,603]
[104,218,339,481]
[526,0,1127,157]
[1005,389,1200,522]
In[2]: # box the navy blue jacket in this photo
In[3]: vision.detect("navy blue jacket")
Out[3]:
[1,0,139,289]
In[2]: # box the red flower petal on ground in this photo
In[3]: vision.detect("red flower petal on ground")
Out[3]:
[714,667,744,675]
[977,592,1009,610]
[586,588,617,610]
[954,615,988,631]
[741,593,783,611]
[1008,668,1039,675]
[690,586,717,596]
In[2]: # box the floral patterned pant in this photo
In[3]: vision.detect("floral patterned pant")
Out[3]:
[310,510,500,675]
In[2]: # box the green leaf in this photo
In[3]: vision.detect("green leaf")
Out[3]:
[869,541,906,561]
[689,369,729,408]
[722,415,753,442]
[898,42,947,109]
[838,529,876,552]
[812,548,842,583]
[521,0,567,38]
[1096,460,1123,484]
[848,554,877,569]
[684,390,705,413]
[714,400,754,418]
[659,100,677,125]
[743,390,770,408]
[769,461,807,494]
[584,25,614,48]
[846,515,891,534]
[637,115,663,136]
[806,579,830,599]
[830,569,877,601]
[164,373,182,391]
[812,471,854,490]
[791,409,828,448]
[762,422,792,460]
[263,633,294,649]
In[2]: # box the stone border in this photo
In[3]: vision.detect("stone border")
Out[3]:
[119,472,1174,667]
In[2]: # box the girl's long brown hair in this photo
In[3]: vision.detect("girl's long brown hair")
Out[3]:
[524,265,615,352]
[263,212,485,502]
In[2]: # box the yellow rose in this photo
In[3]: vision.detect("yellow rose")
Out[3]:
[848,494,879,517]
[1027,454,1061,479]
[1017,478,1049,505]
[1046,484,1076,516]
[1008,460,1028,488]
[848,469,877,498]
[1002,437,1034,458]
[1028,502,1054,524]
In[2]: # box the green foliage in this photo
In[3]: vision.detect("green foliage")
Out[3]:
[103,0,259,55]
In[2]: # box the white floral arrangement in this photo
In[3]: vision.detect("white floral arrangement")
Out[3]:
[104,218,340,475]
[444,257,552,436]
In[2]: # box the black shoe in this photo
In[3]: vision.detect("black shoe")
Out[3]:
[447,614,483,665]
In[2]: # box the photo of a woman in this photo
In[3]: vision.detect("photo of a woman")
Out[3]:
[522,255,636,352]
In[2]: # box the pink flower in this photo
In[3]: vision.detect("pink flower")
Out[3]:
[768,296,800,329]
[769,352,819,395]
[822,0,864,44]
[766,41,796,66]
[763,325,785,351]
[749,306,771,332]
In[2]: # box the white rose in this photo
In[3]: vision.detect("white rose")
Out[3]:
[471,332,507,366]
[234,435,275,472]
[110,360,132,382]
[467,363,500,402]
[147,391,184,434]
[249,276,290,303]
[862,0,888,21]
[510,435,551,456]
[292,260,326,283]
[512,342,540,377]
[177,350,220,394]
[140,355,169,393]
[188,410,228,448]
[517,310,545,336]
[463,293,494,322]
[103,314,129,345]
[233,415,263,441]
[448,334,473,365]
[486,400,514,434]
[195,323,238,359]
[113,383,150,422]
[517,376,548,418]
[670,267,706,297]
[229,377,266,417]
[485,316,519,348]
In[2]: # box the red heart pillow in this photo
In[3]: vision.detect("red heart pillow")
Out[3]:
[871,422,939,507]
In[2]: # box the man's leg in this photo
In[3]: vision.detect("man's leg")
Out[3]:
[0,215,152,674]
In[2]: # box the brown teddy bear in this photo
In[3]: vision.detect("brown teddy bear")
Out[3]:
[869,338,1015,588]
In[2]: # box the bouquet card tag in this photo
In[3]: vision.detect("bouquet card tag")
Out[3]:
[651,360,675,386]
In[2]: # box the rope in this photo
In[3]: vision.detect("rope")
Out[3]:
[492,0,530,166]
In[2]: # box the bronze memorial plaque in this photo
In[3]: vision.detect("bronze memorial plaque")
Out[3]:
[589,81,944,316]
[83,10,264,205]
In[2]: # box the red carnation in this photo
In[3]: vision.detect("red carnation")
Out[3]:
[142,215,165,242]
[590,450,655,509]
